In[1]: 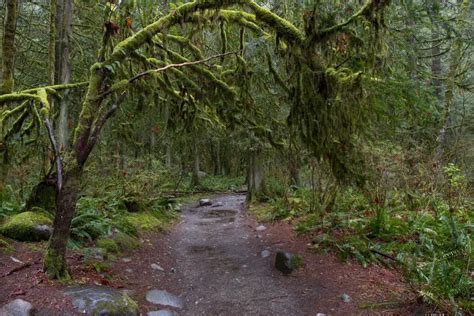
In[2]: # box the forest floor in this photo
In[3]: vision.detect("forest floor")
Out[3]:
[0,194,430,315]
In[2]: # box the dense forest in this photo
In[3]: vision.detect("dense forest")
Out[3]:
[0,0,472,315]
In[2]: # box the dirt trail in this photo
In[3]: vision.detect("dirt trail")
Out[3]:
[159,194,421,315]
[168,194,303,315]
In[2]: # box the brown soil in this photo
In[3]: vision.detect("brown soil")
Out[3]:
[0,194,431,315]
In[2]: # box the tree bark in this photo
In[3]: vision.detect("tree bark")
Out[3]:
[1,0,18,94]
[191,142,200,187]
[57,0,73,149]
[247,148,265,202]
[43,166,82,279]
[214,140,222,175]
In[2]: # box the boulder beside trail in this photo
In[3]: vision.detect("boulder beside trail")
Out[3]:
[0,212,52,242]
[275,251,302,274]
[64,285,138,316]
[0,299,36,316]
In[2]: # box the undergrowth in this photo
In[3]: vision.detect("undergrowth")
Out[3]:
[253,157,473,314]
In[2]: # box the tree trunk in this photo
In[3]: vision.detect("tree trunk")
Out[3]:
[57,0,73,149]
[191,142,200,187]
[431,29,442,104]
[247,148,265,202]
[166,143,172,168]
[43,166,82,279]
[1,0,18,94]
[214,140,222,175]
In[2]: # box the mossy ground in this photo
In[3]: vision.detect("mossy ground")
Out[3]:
[97,239,119,254]
[248,202,273,222]
[114,231,140,252]
[126,211,173,232]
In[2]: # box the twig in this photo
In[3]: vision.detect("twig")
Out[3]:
[370,248,400,263]
[129,51,238,83]
[2,259,41,277]
[44,117,63,191]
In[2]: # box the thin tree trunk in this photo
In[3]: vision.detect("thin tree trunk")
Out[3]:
[57,0,73,149]
[191,142,200,187]
[434,0,471,162]
[431,29,442,104]
[48,0,57,86]
[1,0,18,94]
[166,143,172,168]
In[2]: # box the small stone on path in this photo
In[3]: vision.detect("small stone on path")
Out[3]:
[122,257,132,263]
[199,199,212,207]
[151,263,165,271]
[341,293,352,303]
[261,250,271,258]
[256,225,266,231]
[146,290,183,309]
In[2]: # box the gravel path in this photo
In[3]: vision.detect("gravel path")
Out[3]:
[168,194,303,315]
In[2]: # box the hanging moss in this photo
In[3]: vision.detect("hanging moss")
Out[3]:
[164,49,236,98]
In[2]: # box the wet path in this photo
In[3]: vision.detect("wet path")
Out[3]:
[168,194,302,315]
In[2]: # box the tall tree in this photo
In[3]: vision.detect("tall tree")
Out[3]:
[1,0,18,94]
[56,0,73,148]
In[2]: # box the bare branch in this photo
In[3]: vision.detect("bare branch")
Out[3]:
[44,117,63,191]
[129,51,238,83]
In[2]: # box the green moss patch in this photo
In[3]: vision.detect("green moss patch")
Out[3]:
[0,211,53,241]
[248,203,273,222]
[96,239,119,254]
[126,212,167,232]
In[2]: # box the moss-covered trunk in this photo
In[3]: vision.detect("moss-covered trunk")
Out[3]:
[247,148,265,202]
[1,0,18,94]
[191,142,201,187]
[43,166,82,279]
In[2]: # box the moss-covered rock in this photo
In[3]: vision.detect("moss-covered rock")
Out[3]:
[97,238,119,253]
[64,286,138,316]
[0,212,53,242]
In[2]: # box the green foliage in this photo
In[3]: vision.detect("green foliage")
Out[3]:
[0,185,21,221]
[258,148,473,313]
[0,237,15,253]
[199,175,245,192]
